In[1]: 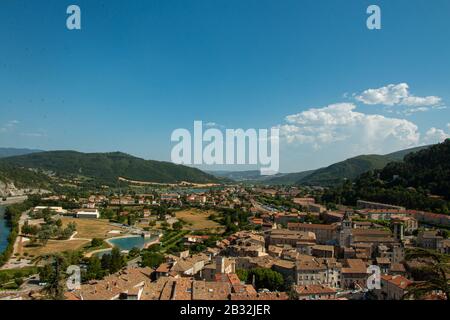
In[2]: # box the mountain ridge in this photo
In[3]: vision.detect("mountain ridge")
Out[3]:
[0,150,219,186]
[208,145,432,186]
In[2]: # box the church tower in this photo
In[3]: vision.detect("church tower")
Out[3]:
[339,211,353,248]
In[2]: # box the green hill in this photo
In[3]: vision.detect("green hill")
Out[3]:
[297,154,396,186]
[0,163,51,189]
[295,145,434,187]
[0,151,218,185]
[322,139,450,213]
[207,145,433,186]
[385,145,431,161]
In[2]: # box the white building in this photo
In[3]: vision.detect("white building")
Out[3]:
[33,206,67,214]
[75,209,100,219]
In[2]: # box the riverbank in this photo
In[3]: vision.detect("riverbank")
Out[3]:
[0,196,28,206]
[0,199,35,268]
[0,206,9,256]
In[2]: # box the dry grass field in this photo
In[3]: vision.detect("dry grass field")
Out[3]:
[23,239,90,257]
[175,209,223,233]
[61,218,124,239]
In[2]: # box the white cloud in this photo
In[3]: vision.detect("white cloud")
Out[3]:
[278,103,420,154]
[402,96,442,107]
[20,132,46,138]
[423,127,450,144]
[0,120,20,133]
[355,83,442,108]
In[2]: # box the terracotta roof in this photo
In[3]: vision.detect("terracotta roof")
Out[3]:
[381,275,412,290]
[230,292,289,300]
[294,284,337,296]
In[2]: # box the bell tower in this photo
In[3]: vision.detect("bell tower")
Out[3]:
[339,211,353,247]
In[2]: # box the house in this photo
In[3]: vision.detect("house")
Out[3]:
[267,229,316,247]
[417,230,444,250]
[390,216,418,233]
[155,253,210,278]
[311,245,335,258]
[230,292,289,300]
[141,277,232,300]
[66,268,153,300]
[340,259,368,289]
[293,284,337,300]
[288,222,338,244]
[295,256,327,286]
[295,256,341,288]
[377,275,412,300]
[160,193,181,203]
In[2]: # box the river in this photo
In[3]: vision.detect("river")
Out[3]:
[0,205,10,254]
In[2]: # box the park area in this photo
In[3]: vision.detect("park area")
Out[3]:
[60,217,124,239]
[22,239,90,257]
[21,218,124,257]
[175,209,223,233]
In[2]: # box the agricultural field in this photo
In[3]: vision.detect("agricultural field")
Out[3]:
[175,209,223,233]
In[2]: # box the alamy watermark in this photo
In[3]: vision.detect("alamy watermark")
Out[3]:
[66,265,81,290]
[65,4,381,31]
[171,121,280,175]
[66,5,81,30]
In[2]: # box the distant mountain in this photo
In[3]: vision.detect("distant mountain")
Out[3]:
[297,145,433,187]
[0,151,219,185]
[207,170,314,185]
[0,147,43,158]
[208,170,265,181]
[263,170,315,185]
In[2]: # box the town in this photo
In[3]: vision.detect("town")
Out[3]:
[1,179,448,301]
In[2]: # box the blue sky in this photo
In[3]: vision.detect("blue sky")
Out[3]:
[1,0,450,172]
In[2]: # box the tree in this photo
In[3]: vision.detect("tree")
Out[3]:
[246,268,284,291]
[101,253,112,271]
[40,255,67,300]
[109,247,125,274]
[91,238,104,248]
[85,256,104,280]
[37,229,52,246]
[236,269,249,282]
[129,247,141,258]
[141,251,164,268]
[172,221,183,231]
[404,248,450,300]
